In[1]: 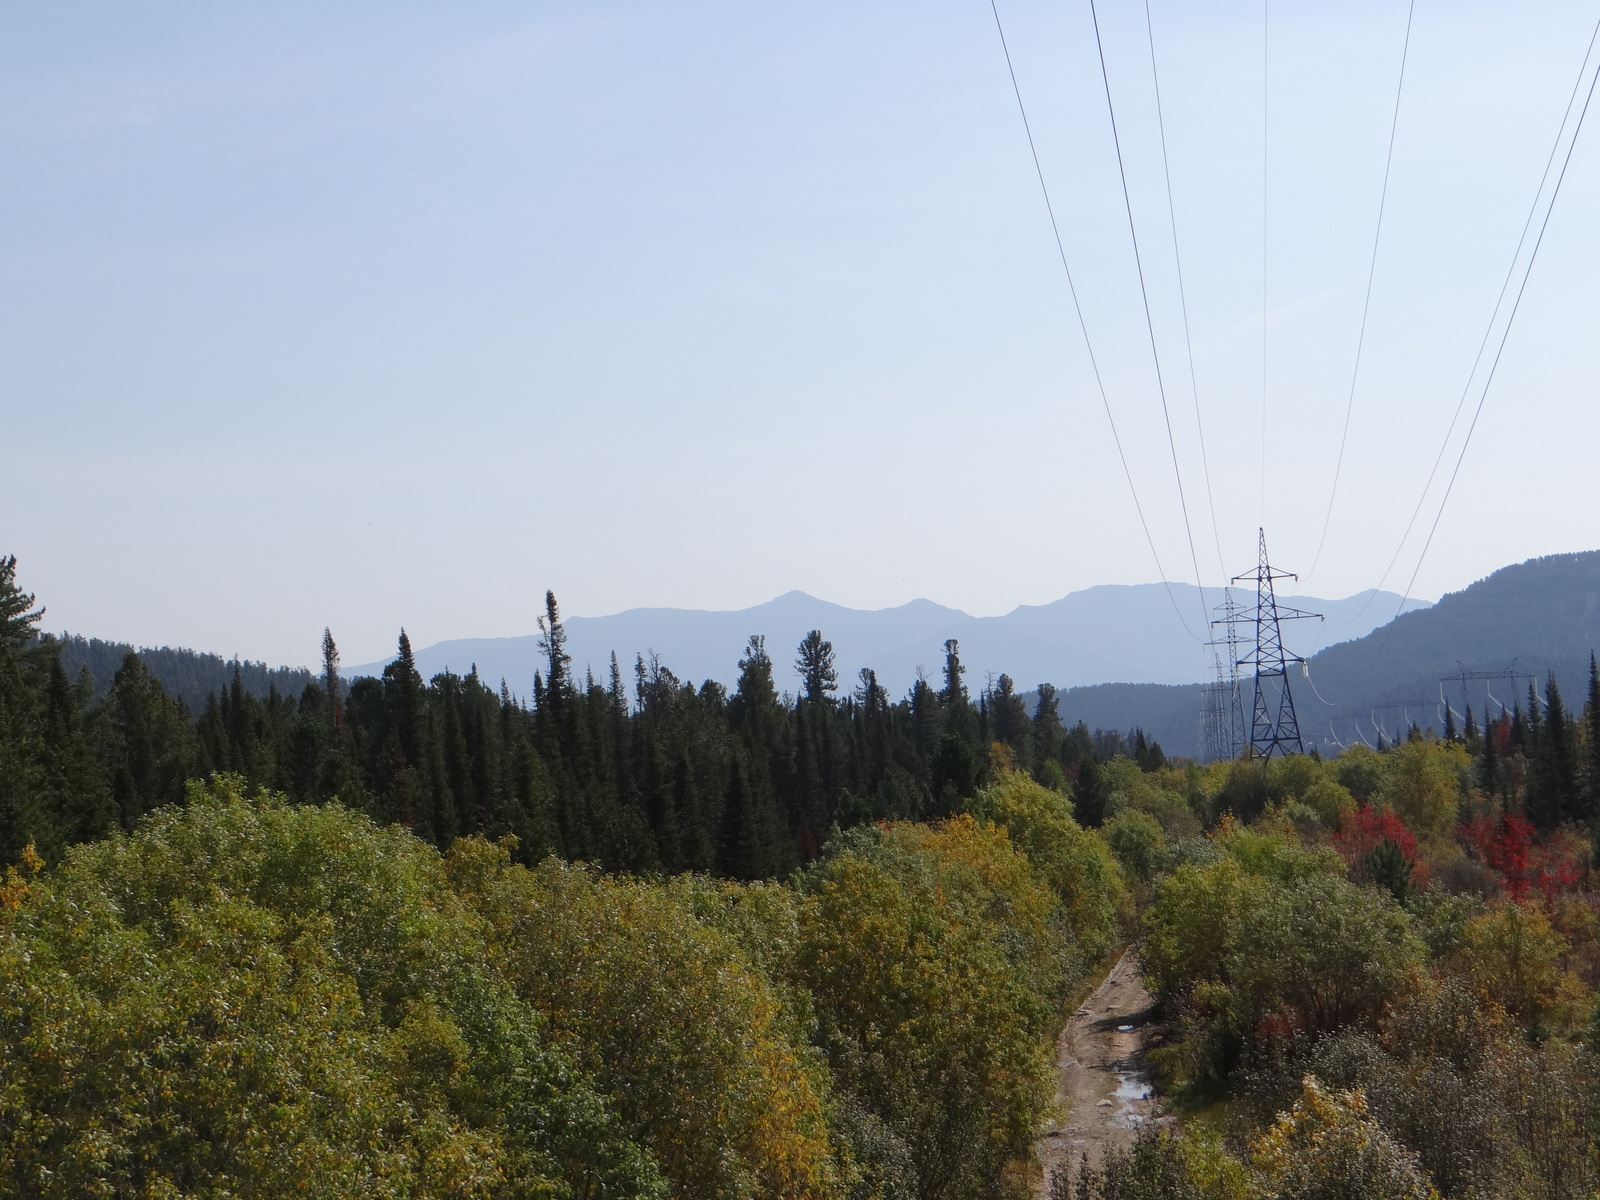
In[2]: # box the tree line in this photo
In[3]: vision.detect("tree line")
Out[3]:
[0,557,1159,873]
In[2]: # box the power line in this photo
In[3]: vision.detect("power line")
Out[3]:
[1086,0,1211,632]
[986,0,1201,640]
[1308,0,1416,580]
[1142,0,1227,582]
[1260,0,1269,526]
[1393,47,1600,618]
[1350,12,1600,632]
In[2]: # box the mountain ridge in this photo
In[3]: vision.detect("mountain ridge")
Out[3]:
[349,582,1429,700]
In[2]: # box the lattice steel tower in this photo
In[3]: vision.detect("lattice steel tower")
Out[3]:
[1203,589,1251,760]
[1233,529,1322,759]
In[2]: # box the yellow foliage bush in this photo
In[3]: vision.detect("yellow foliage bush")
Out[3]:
[1449,901,1591,1033]
[1249,1077,1439,1200]
[968,769,1124,962]
[448,840,842,1200]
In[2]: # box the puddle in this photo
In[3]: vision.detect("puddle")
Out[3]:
[1110,1073,1154,1129]
[1114,1075,1152,1101]
[1117,1024,1133,1032]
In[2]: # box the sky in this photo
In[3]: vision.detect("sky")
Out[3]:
[5,0,1599,669]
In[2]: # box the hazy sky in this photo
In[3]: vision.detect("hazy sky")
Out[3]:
[6,0,1599,668]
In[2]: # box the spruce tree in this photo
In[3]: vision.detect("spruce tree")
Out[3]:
[1481,710,1500,797]
[1075,754,1106,827]
[1032,683,1066,772]
[97,654,198,831]
[718,751,761,880]
[988,674,1031,764]
[321,629,341,724]
[537,591,571,704]
[384,630,424,765]
[940,639,968,709]
[1543,672,1578,824]
[39,651,112,851]
[1583,653,1600,824]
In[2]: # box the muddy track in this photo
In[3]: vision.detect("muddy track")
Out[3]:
[1033,949,1166,1195]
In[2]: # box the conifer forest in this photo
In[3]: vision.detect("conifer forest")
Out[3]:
[12,551,1600,1200]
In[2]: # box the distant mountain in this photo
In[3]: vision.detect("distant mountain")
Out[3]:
[1063,550,1600,759]
[349,583,1427,700]
[54,634,313,715]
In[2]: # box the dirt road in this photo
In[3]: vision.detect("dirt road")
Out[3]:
[1033,949,1164,1195]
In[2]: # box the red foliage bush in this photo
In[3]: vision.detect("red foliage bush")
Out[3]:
[1460,813,1585,901]
[1336,805,1418,863]
[1335,805,1428,888]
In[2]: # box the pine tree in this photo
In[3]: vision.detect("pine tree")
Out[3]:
[0,556,44,652]
[1444,704,1458,744]
[794,630,838,706]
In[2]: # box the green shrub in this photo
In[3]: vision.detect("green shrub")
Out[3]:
[796,818,1059,1200]
[0,775,661,1200]
[448,841,843,1200]
[968,769,1124,962]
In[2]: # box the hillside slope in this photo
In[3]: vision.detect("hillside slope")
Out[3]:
[53,635,313,714]
[1067,551,1600,759]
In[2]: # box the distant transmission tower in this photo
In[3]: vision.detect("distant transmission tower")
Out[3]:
[1203,588,1251,759]
[1199,651,1230,762]
[1233,529,1322,759]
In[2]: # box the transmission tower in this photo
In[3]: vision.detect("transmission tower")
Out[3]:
[1199,651,1230,762]
[1233,529,1322,759]
[1203,588,1250,759]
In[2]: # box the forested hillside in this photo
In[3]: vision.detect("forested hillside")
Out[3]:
[54,633,312,713]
